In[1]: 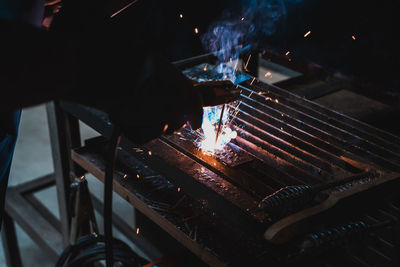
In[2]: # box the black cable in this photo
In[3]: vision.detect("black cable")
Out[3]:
[56,126,148,267]
[104,126,122,267]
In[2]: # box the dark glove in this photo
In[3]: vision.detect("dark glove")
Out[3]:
[50,0,240,145]
[185,80,239,131]
[95,76,239,145]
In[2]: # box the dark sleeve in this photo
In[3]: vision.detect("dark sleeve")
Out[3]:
[0,19,79,111]
[0,7,199,143]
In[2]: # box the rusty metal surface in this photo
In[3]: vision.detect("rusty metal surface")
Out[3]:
[72,144,272,266]
[58,57,400,266]
[59,60,400,228]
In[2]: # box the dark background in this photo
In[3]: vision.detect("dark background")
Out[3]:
[110,0,399,102]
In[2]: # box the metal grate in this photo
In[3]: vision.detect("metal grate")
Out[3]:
[60,56,400,266]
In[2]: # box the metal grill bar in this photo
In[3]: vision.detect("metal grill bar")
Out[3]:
[242,81,400,158]
[245,80,400,148]
[230,105,359,173]
[235,83,400,172]
[230,100,362,173]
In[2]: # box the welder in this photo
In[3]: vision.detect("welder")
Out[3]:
[0,0,238,228]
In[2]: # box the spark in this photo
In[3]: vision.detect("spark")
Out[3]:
[110,0,139,18]
[258,91,262,95]
[136,227,140,234]
[194,28,199,34]
[136,174,140,179]
[264,71,272,77]
[275,99,279,103]
[285,51,290,56]
[80,176,85,180]
[123,174,127,179]
[250,77,256,85]
[241,17,245,21]
[352,35,356,40]
[304,30,311,38]
[244,54,252,71]
[162,124,169,133]
[265,97,272,101]
[177,187,181,192]
[148,151,152,156]
[203,64,207,71]
[179,13,183,19]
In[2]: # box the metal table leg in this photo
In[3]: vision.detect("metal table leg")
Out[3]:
[1,212,22,267]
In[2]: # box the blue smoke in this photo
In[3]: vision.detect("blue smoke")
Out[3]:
[201,0,301,81]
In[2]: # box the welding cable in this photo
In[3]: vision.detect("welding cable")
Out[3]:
[55,233,145,267]
[65,239,139,266]
[56,125,148,267]
[104,125,122,267]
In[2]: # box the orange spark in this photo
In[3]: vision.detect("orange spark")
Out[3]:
[203,64,207,71]
[178,187,181,192]
[275,99,279,103]
[244,54,252,71]
[136,227,140,234]
[352,35,356,40]
[241,17,245,21]
[123,174,127,179]
[285,51,290,56]
[148,151,152,156]
[110,0,139,18]
[179,13,183,19]
[194,28,199,34]
[136,174,140,179]
[304,30,311,38]
[162,124,169,133]
[250,77,256,85]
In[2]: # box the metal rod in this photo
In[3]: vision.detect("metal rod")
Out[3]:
[215,104,226,146]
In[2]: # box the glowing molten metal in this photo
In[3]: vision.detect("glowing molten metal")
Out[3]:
[198,105,237,154]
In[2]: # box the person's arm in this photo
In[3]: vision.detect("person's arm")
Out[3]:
[0,18,80,110]
[1,0,237,144]
[0,0,77,110]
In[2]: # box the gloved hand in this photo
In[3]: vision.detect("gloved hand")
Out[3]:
[47,0,240,145]
[185,80,239,131]
[92,74,239,145]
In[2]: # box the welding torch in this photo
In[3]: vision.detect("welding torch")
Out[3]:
[192,80,241,143]
[193,80,240,108]
[190,81,240,135]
